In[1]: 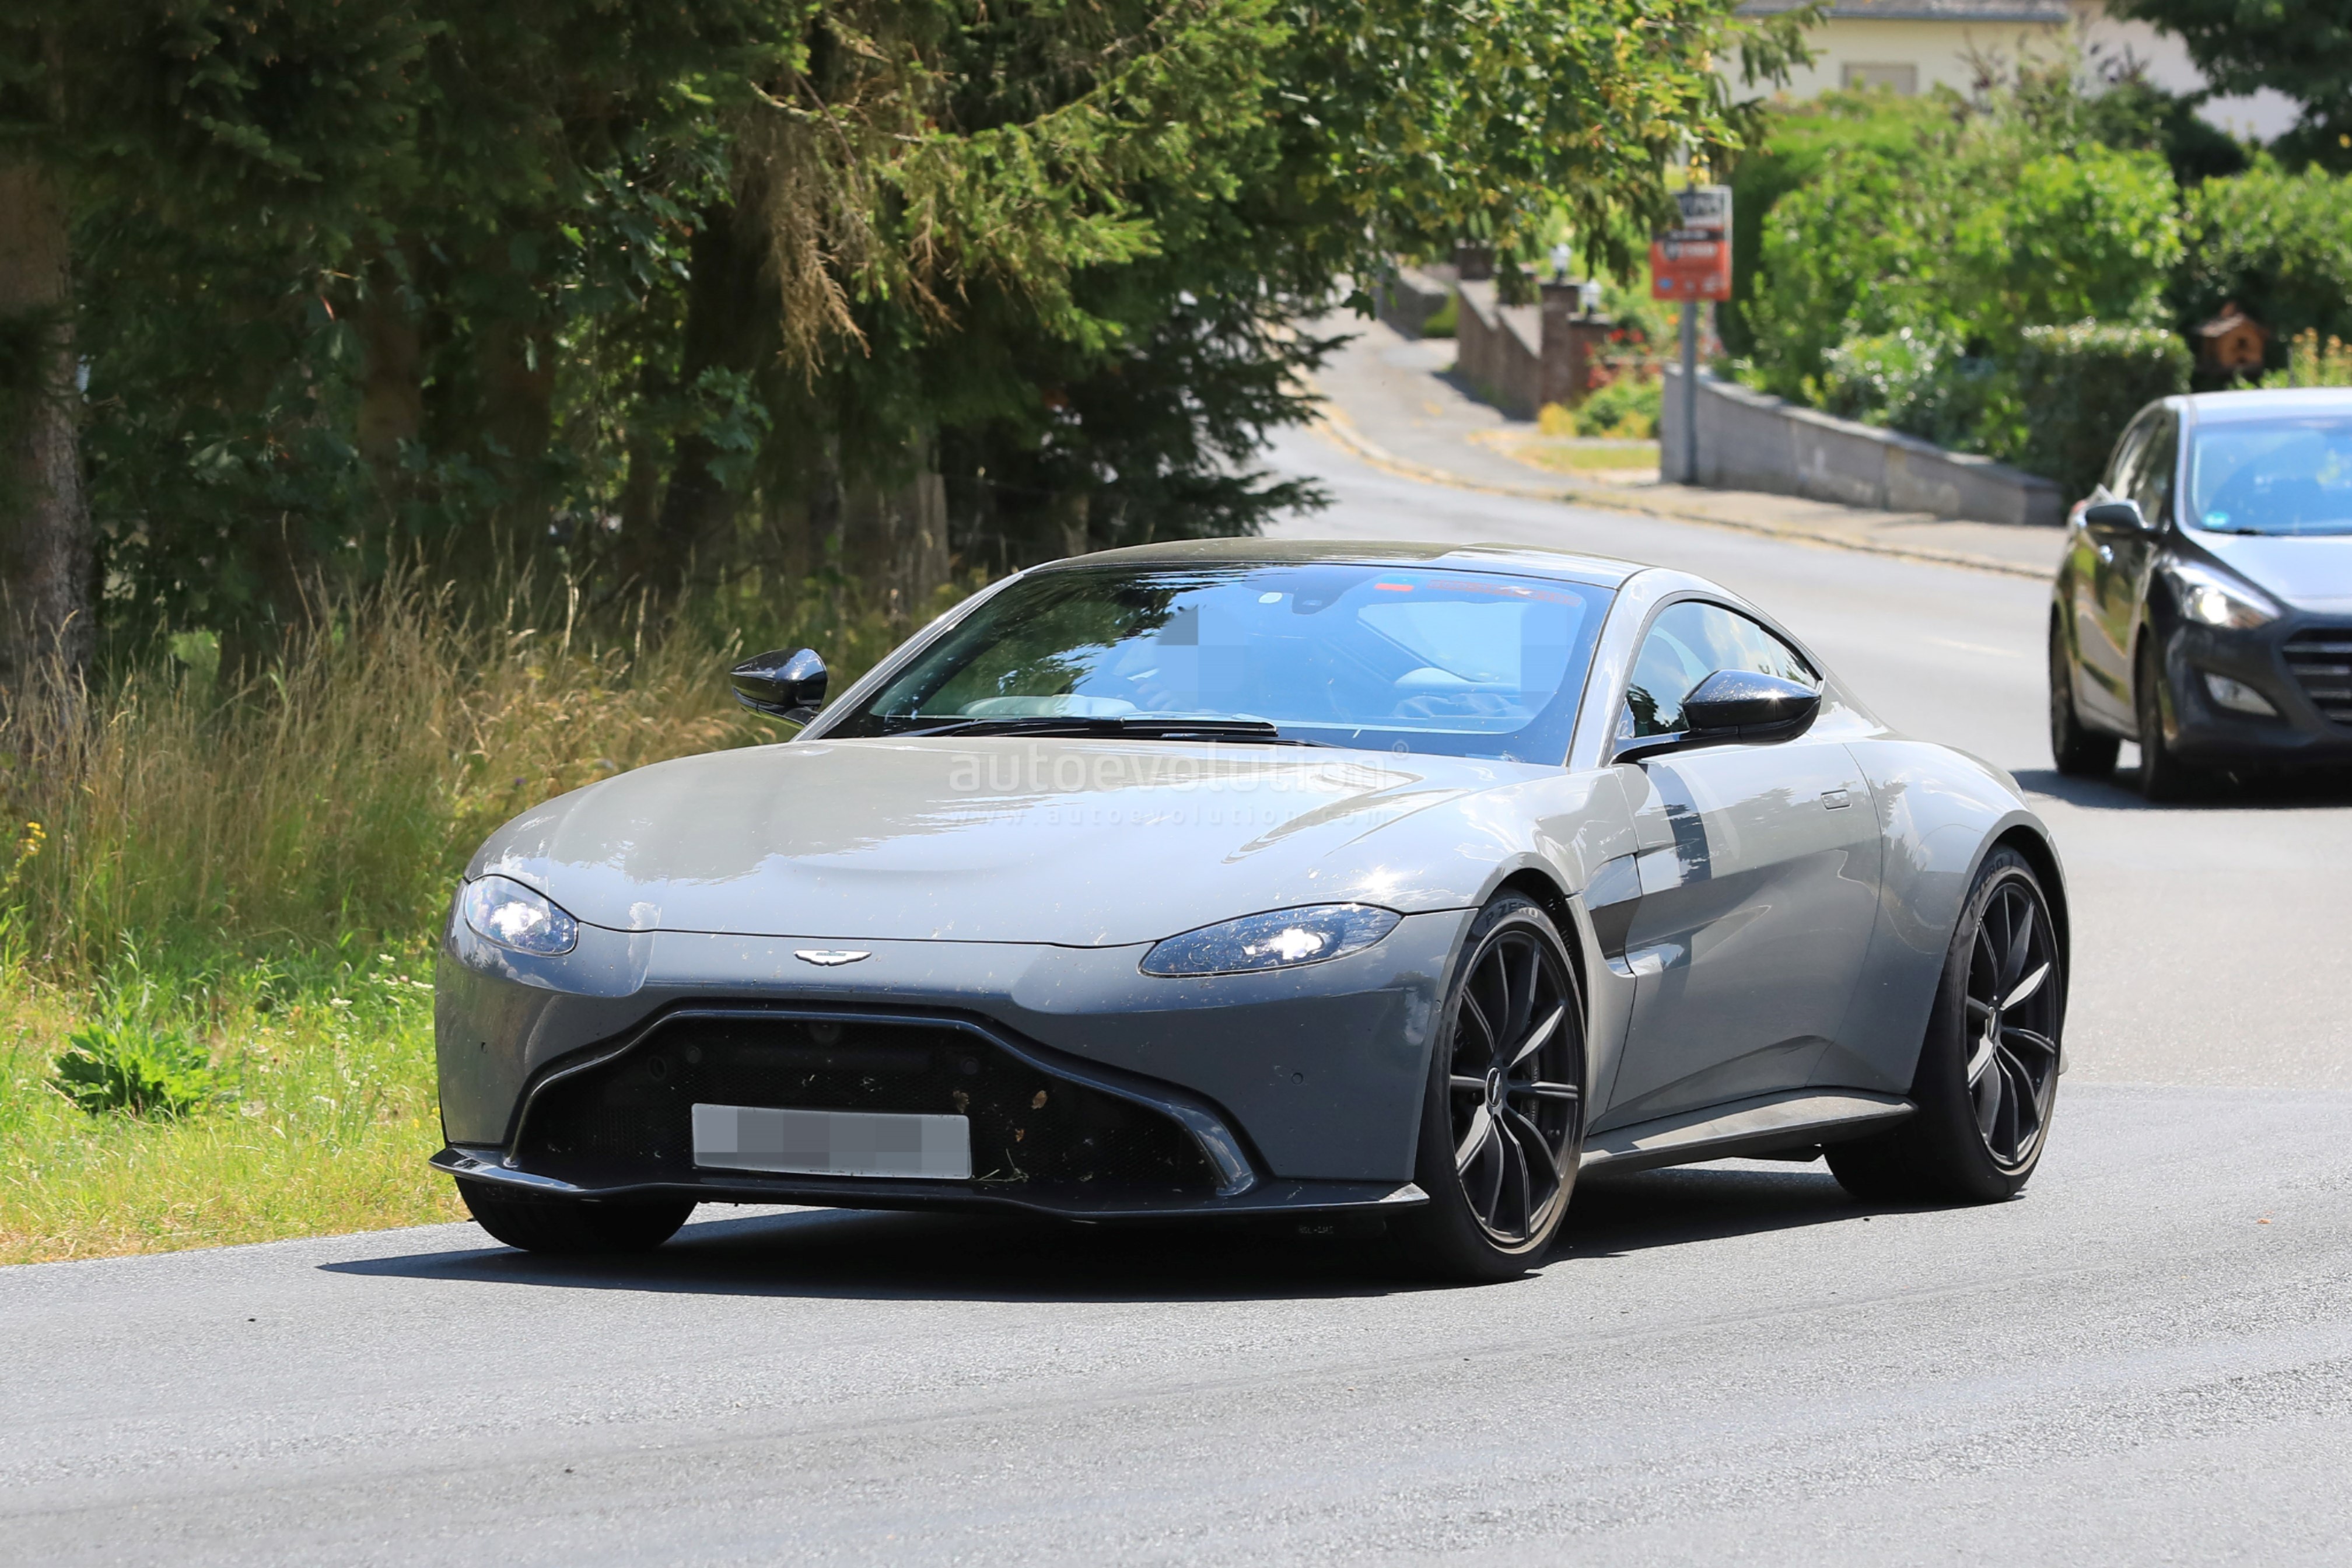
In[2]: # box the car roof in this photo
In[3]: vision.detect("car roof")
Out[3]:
[1039,536,1646,589]
[2180,387,2352,425]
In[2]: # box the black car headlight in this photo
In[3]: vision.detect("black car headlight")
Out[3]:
[1140,904,1400,978]
[460,874,580,956]
[2165,560,2278,631]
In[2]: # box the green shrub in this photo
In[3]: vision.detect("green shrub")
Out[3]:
[2012,323,2192,497]
[1569,375,1660,439]
[1745,146,1951,398]
[2178,162,2352,370]
[2263,328,2352,388]
[54,1017,219,1118]
[1952,144,2182,343]
[1817,329,2006,452]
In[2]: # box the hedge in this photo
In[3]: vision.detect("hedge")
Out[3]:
[2013,323,2192,499]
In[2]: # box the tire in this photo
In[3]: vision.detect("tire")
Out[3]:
[457,1178,695,1254]
[2134,638,2203,803]
[2049,618,2119,779]
[1828,846,2063,1205]
[1391,893,1587,1282]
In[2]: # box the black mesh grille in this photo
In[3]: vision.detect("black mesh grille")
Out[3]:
[517,1012,1216,1196]
[2284,628,2352,726]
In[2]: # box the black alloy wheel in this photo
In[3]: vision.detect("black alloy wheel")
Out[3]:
[2134,639,2203,802]
[1957,870,2062,1170]
[457,1178,695,1254]
[1395,893,1585,1281]
[1828,846,2063,1204]
[2049,618,2119,778]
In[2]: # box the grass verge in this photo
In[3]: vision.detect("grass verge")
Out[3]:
[0,570,941,1264]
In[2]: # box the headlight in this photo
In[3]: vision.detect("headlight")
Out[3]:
[460,874,579,956]
[1140,904,1400,977]
[2167,561,2278,630]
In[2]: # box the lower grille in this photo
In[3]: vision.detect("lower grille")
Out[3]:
[517,1012,1216,1196]
[2284,629,2352,725]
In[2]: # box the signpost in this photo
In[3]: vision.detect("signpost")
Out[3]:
[1651,185,1731,485]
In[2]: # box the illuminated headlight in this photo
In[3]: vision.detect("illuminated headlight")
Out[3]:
[460,874,579,956]
[2203,672,2278,717]
[2168,562,2278,630]
[1140,904,1401,978]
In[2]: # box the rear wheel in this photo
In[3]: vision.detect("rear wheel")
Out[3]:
[457,1178,695,1254]
[2135,639,2204,803]
[2049,618,2119,778]
[1828,846,2063,1205]
[1392,893,1586,1282]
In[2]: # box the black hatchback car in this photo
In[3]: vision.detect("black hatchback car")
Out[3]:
[2050,388,2352,799]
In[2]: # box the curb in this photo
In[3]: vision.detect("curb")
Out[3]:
[1307,402,2053,583]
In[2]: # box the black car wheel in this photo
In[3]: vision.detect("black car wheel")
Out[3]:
[1394,892,1586,1282]
[1828,846,2063,1204]
[2134,638,2205,802]
[2049,617,2119,778]
[458,1178,695,1254]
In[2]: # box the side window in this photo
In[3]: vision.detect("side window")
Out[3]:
[1622,601,1819,740]
[2104,416,2152,501]
[2130,415,2178,525]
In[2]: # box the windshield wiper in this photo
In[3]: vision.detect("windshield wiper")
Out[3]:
[880,715,1326,746]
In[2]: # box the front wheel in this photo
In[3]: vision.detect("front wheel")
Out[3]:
[1391,893,1586,1282]
[1828,846,2063,1205]
[457,1179,695,1254]
[2135,639,2204,803]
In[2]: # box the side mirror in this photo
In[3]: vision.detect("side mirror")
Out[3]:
[1616,669,1821,764]
[730,648,828,724]
[2083,499,2147,537]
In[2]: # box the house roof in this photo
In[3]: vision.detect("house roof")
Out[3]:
[1737,0,2071,20]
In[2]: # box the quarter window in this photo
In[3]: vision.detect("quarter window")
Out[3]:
[1621,601,1818,741]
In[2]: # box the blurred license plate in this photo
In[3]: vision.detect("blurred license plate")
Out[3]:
[691,1103,972,1180]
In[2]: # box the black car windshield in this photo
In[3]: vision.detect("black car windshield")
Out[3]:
[830,562,1613,761]
[2188,416,2352,537]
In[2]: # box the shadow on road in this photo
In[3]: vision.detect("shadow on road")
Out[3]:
[2015,765,2352,811]
[322,1161,1887,1302]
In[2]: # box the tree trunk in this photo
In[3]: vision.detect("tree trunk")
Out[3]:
[645,201,766,595]
[0,153,90,700]
[354,248,423,477]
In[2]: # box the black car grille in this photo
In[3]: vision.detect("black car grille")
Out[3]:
[2283,629,2352,725]
[517,1012,1216,1196]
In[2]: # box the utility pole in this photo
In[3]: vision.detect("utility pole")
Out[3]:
[1679,300,1699,485]
[1651,184,1730,488]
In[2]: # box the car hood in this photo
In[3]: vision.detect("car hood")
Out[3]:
[469,737,1546,946]
[2194,531,2352,612]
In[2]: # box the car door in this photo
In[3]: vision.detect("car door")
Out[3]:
[1595,600,1884,1128]
[2078,412,2175,726]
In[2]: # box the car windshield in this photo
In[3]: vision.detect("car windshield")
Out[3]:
[830,562,1612,761]
[2188,416,2352,537]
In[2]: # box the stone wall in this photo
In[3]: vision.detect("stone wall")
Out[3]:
[1658,368,2063,527]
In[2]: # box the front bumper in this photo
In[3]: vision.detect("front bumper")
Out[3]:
[2162,616,2352,765]
[434,908,1470,1216]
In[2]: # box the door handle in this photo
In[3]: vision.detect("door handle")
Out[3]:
[1821,788,1852,810]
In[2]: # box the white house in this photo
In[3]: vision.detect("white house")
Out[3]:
[1734,0,2299,142]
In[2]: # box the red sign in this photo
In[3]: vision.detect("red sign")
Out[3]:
[1651,186,1732,302]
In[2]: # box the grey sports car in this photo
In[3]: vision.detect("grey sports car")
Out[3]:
[435,540,2070,1279]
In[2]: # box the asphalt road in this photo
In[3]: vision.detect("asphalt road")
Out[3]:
[4,427,2348,1565]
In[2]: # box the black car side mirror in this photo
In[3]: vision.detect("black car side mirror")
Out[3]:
[2083,499,2148,537]
[730,648,828,724]
[1616,669,1821,764]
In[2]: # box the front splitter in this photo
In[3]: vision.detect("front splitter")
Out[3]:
[432,1146,1427,1222]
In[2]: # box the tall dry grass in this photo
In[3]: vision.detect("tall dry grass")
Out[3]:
[0,568,939,1261]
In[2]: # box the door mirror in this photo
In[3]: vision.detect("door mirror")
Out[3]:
[730,648,828,724]
[1616,669,1820,764]
[2083,499,2147,537]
